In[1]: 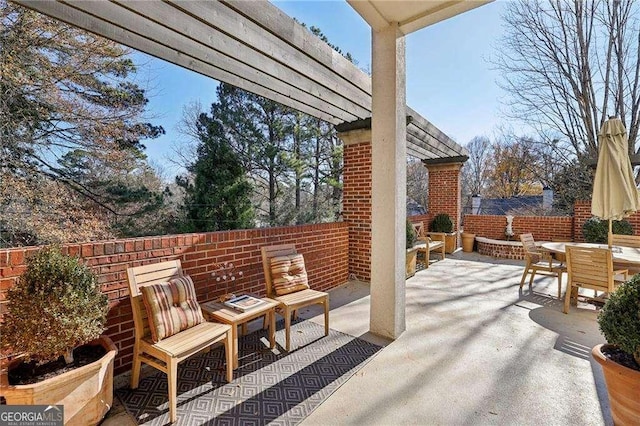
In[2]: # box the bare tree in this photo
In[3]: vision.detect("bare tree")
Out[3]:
[461,136,493,198]
[171,100,204,173]
[407,157,428,213]
[495,0,640,162]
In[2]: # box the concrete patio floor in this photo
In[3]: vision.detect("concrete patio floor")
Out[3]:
[104,251,612,425]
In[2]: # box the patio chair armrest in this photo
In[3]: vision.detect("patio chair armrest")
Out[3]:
[537,248,556,265]
[613,269,629,281]
[528,248,553,265]
[425,232,446,242]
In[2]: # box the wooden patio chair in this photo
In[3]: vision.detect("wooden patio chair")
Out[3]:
[608,233,640,275]
[127,260,233,423]
[564,246,628,314]
[520,233,566,298]
[550,237,572,265]
[261,244,329,351]
[609,233,640,248]
[412,222,445,267]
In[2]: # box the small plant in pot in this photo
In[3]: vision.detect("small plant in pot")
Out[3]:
[1,246,117,424]
[430,213,456,253]
[593,274,640,425]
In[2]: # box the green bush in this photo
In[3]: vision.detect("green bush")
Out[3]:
[0,247,109,364]
[582,217,633,243]
[406,220,417,249]
[598,275,640,365]
[430,213,454,233]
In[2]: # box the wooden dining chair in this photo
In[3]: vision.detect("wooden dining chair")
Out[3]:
[563,246,628,314]
[261,244,329,351]
[520,233,566,298]
[609,233,640,248]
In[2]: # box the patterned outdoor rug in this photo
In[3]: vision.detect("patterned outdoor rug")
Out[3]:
[116,320,382,425]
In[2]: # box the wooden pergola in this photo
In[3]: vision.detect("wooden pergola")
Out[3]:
[16,0,491,339]
[15,0,477,160]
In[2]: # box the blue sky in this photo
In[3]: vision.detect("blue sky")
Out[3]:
[134,1,506,177]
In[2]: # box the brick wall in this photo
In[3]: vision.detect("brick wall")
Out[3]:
[476,238,526,260]
[409,214,431,228]
[463,214,574,241]
[342,141,372,281]
[573,200,640,241]
[573,200,591,241]
[0,223,349,375]
[467,201,640,244]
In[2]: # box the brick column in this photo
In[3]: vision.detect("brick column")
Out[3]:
[424,162,463,247]
[339,129,372,281]
[340,137,466,278]
[573,200,591,242]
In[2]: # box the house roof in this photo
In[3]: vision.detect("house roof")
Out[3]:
[476,196,544,216]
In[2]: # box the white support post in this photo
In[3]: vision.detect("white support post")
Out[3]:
[369,23,406,339]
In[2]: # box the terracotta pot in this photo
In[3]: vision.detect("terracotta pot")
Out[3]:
[461,233,476,253]
[592,344,640,425]
[444,233,457,254]
[2,336,117,426]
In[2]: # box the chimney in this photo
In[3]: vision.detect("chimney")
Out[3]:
[472,194,481,215]
[543,187,553,210]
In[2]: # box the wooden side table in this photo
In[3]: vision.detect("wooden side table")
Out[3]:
[200,297,279,369]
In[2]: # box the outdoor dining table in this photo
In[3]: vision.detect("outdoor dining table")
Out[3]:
[541,241,640,272]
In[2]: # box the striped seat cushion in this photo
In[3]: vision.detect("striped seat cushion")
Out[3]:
[270,253,310,296]
[141,275,205,343]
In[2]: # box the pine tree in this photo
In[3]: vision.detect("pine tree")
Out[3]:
[177,114,254,232]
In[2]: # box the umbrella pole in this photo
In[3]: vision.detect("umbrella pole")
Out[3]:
[608,219,612,248]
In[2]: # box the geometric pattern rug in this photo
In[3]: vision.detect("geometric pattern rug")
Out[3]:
[116,320,382,425]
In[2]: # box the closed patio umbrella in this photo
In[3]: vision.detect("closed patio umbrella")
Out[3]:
[591,117,640,243]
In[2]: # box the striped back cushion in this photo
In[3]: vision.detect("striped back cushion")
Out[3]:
[141,275,204,343]
[270,253,309,296]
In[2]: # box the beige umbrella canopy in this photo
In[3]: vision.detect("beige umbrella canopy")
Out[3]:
[591,117,640,237]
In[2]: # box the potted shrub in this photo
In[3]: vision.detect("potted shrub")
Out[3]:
[430,213,457,253]
[592,275,640,425]
[0,246,117,425]
[406,220,418,278]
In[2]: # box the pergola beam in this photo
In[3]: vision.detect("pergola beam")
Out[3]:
[225,0,373,96]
